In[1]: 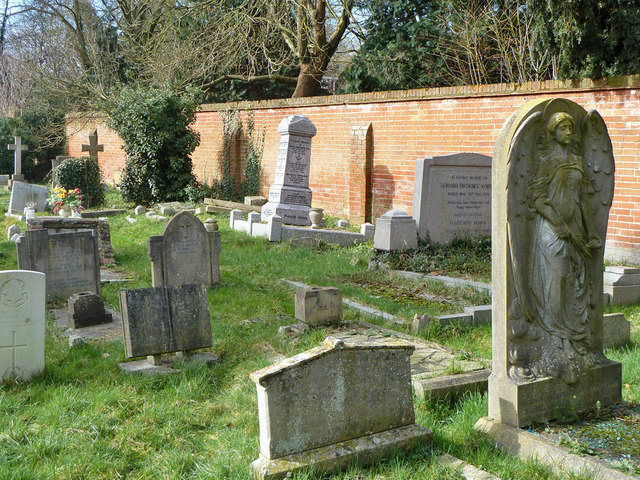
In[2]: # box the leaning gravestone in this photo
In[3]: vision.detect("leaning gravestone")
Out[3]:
[261,115,317,226]
[477,98,620,430]
[16,229,101,301]
[413,153,491,243]
[148,211,221,288]
[119,284,212,360]
[0,270,46,382]
[250,336,432,479]
[8,182,48,214]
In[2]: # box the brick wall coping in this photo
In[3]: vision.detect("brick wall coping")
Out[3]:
[198,75,640,112]
[66,75,640,119]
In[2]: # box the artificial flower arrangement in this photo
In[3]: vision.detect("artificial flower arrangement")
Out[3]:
[49,187,83,214]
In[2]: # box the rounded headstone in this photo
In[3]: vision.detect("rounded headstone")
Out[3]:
[134,205,146,215]
[7,224,20,241]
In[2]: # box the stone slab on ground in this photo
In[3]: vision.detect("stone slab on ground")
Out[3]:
[391,270,492,293]
[118,352,219,376]
[413,369,491,402]
[475,417,637,480]
[252,424,432,480]
[438,452,501,480]
[80,209,126,218]
[204,198,261,213]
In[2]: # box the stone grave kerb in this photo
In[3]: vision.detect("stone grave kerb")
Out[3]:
[485,97,620,428]
[148,211,221,288]
[0,270,46,382]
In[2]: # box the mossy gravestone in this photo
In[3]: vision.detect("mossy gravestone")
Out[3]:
[250,337,432,479]
[17,229,101,301]
[480,98,620,429]
[148,211,221,288]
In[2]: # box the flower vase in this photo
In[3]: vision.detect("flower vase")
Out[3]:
[309,208,324,229]
[58,205,72,217]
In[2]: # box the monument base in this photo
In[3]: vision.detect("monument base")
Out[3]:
[251,423,432,480]
[475,416,637,480]
[488,361,622,428]
[261,202,311,226]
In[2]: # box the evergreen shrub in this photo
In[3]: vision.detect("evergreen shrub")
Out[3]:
[54,157,105,208]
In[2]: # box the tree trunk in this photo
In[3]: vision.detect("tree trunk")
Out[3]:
[292,63,324,98]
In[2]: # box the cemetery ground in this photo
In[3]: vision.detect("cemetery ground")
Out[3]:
[0,189,639,479]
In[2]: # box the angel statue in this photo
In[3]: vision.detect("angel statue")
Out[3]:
[503,98,614,384]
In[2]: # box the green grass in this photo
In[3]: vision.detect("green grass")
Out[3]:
[0,188,637,479]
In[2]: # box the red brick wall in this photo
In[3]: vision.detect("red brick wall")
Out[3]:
[65,76,640,261]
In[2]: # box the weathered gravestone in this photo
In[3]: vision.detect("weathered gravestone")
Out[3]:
[8,182,48,214]
[7,136,28,182]
[16,229,101,301]
[373,209,418,251]
[295,286,342,326]
[67,292,112,329]
[148,211,221,288]
[0,270,46,382]
[413,153,491,243]
[81,130,104,161]
[250,336,432,479]
[477,98,620,430]
[261,115,317,226]
[119,284,212,366]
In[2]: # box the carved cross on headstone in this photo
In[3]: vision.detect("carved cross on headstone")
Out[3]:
[0,331,28,373]
[7,136,28,176]
[81,130,104,161]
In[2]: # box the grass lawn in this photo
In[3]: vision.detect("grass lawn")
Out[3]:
[1,188,638,479]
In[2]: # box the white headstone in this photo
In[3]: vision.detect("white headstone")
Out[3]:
[0,270,46,382]
[8,182,48,214]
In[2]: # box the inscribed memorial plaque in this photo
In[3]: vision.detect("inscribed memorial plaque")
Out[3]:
[16,229,101,300]
[485,98,620,428]
[0,270,46,382]
[261,115,317,226]
[148,211,221,288]
[413,153,491,243]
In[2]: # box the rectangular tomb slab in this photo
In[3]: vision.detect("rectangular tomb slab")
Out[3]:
[119,284,212,358]
[413,153,491,244]
[0,270,46,382]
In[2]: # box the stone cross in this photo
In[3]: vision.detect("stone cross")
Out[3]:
[81,130,104,161]
[0,331,28,374]
[7,136,28,175]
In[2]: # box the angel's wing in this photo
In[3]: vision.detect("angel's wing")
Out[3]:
[582,109,615,239]
[506,111,544,323]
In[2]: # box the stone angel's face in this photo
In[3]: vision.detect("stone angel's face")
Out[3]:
[554,120,573,145]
